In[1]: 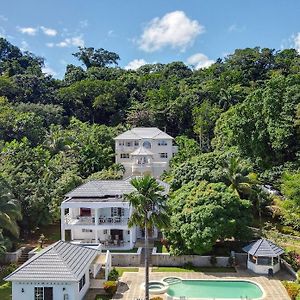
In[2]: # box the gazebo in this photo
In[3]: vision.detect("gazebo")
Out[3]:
[242,238,284,274]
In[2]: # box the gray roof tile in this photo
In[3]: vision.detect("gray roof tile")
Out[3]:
[5,241,98,282]
[114,127,173,140]
[242,238,284,257]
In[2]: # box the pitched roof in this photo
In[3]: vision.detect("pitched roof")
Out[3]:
[130,146,154,156]
[64,177,170,200]
[5,241,98,282]
[114,127,173,140]
[242,239,284,257]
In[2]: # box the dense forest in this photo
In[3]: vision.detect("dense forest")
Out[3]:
[0,37,300,255]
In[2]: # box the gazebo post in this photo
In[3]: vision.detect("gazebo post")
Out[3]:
[271,257,274,266]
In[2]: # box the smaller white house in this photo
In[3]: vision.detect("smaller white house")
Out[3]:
[115,127,177,178]
[242,238,284,275]
[5,241,112,300]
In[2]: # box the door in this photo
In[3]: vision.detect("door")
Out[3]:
[44,287,53,300]
[111,229,123,240]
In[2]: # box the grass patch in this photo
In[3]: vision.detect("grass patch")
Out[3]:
[109,248,138,253]
[95,295,112,300]
[154,241,168,253]
[151,266,236,273]
[0,281,12,300]
[115,267,139,276]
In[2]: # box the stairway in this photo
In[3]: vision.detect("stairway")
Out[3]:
[139,247,153,267]
[18,246,34,264]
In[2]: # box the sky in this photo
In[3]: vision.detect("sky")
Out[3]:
[0,0,300,78]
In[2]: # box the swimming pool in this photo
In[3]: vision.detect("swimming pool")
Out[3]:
[165,278,264,299]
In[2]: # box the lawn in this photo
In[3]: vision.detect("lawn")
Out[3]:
[115,267,139,276]
[151,266,236,273]
[0,281,12,300]
[109,248,138,253]
[95,295,112,300]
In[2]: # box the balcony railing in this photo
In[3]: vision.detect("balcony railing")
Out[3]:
[64,214,129,226]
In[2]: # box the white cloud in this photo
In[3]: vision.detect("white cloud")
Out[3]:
[139,11,204,52]
[47,36,84,48]
[18,26,38,36]
[125,59,148,70]
[187,53,214,69]
[228,24,245,33]
[40,26,57,36]
[0,15,8,22]
[293,33,300,53]
[20,41,29,51]
[42,64,57,76]
[79,20,88,28]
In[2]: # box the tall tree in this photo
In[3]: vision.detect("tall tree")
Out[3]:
[125,176,169,300]
[0,175,22,238]
[73,47,120,69]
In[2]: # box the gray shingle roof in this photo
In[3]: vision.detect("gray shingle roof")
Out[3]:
[242,239,284,257]
[114,127,173,140]
[65,177,170,199]
[5,241,98,282]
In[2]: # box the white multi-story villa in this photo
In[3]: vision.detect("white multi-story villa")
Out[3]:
[61,178,169,250]
[114,127,177,178]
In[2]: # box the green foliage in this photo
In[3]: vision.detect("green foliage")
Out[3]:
[0,264,17,281]
[282,281,300,300]
[107,268,119,281]
[279,172,300,230]
[164,181,252,255]
[103,281,118,295]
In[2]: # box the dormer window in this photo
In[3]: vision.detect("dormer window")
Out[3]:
[142,141,151,149]
[158,140,168,146]
[126,141,132,147]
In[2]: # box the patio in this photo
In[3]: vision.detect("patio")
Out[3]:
[109,267,292,300]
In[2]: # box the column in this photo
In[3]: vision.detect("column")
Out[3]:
[129,229,134,248]
[61,208,65,241]
[95,208,99,243]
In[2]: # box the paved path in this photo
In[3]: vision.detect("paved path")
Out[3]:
[112,267,291,300]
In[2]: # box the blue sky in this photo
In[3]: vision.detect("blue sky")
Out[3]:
[1,0,299,78]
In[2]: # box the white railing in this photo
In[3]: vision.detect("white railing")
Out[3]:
[65,216,129,226]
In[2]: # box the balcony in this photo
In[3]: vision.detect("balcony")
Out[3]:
[64,214,129,226]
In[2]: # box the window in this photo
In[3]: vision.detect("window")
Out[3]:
[104,229,108,234]
[34,287,53,300]
[134,140,139,146]
[118,141,125,146]
[111,207,125,217]
[142,141,151,149]
[82,229,92,233]
[158,140,168,146]
[79,274,86,291]
[160,153,168,158]
[126,141,132,147]
[80,208,91,216]
[120,153,129,159]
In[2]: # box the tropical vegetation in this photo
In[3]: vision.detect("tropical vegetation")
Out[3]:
[0,37,299,258]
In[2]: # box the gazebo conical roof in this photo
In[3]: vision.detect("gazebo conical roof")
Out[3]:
[242,238,284,257]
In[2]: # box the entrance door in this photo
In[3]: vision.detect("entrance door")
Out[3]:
[44,287,53,300]
[110,229,123,240]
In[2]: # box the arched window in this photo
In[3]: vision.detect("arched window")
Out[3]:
[142,141,151,149]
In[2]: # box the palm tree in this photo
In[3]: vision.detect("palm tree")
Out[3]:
[223,156,258,197]
[0,177,22,238]
[125,176,169,300]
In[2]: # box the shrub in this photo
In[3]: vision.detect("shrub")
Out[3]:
[108,268,119,281]
[183,262,194,269]
[282,281,300,300]
[103,281,118,295]
[228,256,235,267]
[0,263,18,280]
[210,255,217,266]
[284,251,300,271]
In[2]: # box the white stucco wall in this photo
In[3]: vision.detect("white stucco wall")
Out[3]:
[11,269,90,300]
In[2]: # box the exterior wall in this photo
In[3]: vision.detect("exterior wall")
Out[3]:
[151,252,230,267]
[115,137,174,178]
[247,260,280,274]
[11,269,90,300]
[111,247,142,266]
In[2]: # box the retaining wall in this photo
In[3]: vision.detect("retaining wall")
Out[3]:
[111,247,142,267]
[0,247,24,264]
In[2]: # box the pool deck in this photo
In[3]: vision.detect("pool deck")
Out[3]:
[112,267,292,300]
